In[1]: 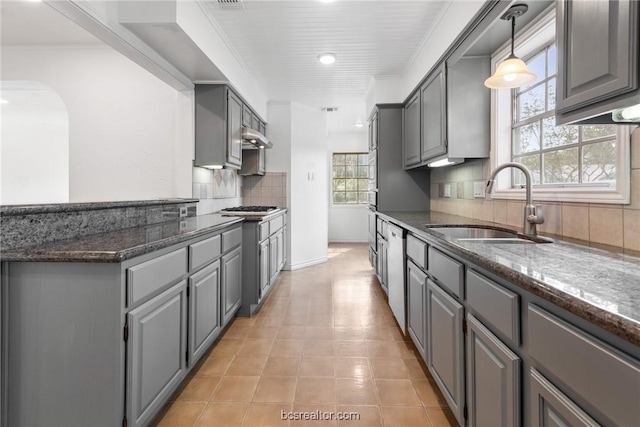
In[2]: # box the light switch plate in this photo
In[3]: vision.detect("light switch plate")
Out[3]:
[444,184,451,198]
[473,181,485,198]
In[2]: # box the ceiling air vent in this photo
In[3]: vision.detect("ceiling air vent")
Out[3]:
[322,107,339,112]
[216,0,245,10]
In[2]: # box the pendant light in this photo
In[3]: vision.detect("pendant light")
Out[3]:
[484,4,536,89]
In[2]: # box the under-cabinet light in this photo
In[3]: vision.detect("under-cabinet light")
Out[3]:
[612,104,640,122]
[202,165,223,170]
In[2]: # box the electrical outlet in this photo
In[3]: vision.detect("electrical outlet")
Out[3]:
[179,220,188,231]
[179,207,188,217]
[473,181,486,198]
[444,184,451,198]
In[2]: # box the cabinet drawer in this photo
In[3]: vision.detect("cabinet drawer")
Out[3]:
[259,222,270,241]
[269,215,284,234]
[406,234,427,270]
[428,247,464,298]
[529,305,640,427]
[189,234,221,272]
[127,248,188,307]
[467,270,519,344]
[222,227,242,252]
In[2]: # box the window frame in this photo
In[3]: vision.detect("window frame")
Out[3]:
[330,152,370,206]
[489,5,632,204]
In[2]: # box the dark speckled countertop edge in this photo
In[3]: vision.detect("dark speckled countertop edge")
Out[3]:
[0,216,244,263]
[0,198,199,216]
[377,211,640,347]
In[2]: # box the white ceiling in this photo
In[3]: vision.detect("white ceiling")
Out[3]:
[203,0,448,111]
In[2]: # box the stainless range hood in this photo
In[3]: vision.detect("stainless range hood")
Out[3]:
[242,127,272,149]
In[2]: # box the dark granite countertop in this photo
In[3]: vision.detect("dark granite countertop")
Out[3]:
[0,214,243,263]
[378,211,640,347]
[0,198,198,216]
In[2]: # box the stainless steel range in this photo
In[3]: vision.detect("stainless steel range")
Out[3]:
[220,206,279,216]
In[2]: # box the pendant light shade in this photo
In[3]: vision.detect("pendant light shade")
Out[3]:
[485,4,536,90]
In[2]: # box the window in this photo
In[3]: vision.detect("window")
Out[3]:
[492,7,631,204]
[332,152,369,204]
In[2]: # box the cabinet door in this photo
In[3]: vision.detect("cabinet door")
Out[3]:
[276,228,285,270]
[226,90,243,168]
[251,113,260,131]
[403,92,421,168]
[269,234,279,284]
[259,239,270,299]
[368,210,376,248]
[421,65,447,162]
[189,260,221,364]
[407,260,427,359]
[370,112,378,150]
[221,246,242,326]
[556,0,637,113]
[530,369,600,427]
[467,314,520,427]
[242,104,252,127]
[426,279,464,425]
[127,281,188,427]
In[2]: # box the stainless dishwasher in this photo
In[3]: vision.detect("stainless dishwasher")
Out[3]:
[387,223,406,334]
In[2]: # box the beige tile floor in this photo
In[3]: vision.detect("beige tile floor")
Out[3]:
[152,243,457,427]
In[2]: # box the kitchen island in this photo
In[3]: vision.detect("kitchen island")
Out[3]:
[0,203,247,427]
[376,210,640,427]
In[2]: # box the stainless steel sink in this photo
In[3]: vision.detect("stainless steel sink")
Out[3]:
[425,226,553,244]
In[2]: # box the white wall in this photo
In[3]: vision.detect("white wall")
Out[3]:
[327,132,369,243]
[290,103,328,269]
[268,102,328,270]
[1,45,193,202]
[1,81,69,204]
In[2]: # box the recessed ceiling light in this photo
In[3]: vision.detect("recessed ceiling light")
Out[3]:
[355,122,364,128]
[318,53,336,65]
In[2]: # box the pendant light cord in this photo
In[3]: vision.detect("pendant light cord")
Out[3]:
[510,16,516,57]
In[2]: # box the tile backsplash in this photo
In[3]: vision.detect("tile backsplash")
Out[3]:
[192,167,288,214]
[430,128,640,252]
[242,172,287,207]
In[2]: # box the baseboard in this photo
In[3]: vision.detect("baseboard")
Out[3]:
[328,239,368,243]
[286,256,328,271]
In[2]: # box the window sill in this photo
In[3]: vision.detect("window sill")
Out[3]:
[490,187,630,205]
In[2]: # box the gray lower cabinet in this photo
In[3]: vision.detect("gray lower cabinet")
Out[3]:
[3,222,242,427]
[238,211,288,317]
[189,260,221,363]
[127,281,188,427]
[530,368,600,427]
[376,234,388,294]
[426,279,465,425]
[407,260,427,358]
[259,239,270,298]
[222,245,242,327]
[466,314,520,427]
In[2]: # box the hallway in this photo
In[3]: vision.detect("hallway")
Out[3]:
[153,243,456,427]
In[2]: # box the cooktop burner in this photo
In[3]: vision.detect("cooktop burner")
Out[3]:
[220,206,278,215]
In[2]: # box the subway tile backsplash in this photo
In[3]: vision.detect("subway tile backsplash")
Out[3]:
[430,128,640,252]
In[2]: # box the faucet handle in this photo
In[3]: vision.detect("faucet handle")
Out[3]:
[529,204,545,224]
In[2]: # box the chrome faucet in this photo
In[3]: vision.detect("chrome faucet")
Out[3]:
[486,162,544,236]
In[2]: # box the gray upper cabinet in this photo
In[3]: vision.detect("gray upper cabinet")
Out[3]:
[242,104,252,127]
[556,0,639,124]
[195,85,242,169]
[403,92,421,168]
[426,279,465,425]
[420,64,447,162]
[403,56,490,169]
[127,281,188,427]
[467,314,520,427]
[189,260,221,364]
